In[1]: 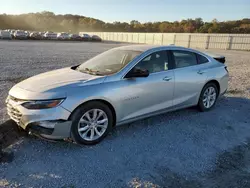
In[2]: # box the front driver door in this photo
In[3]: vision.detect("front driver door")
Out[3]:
[118,50,175,122]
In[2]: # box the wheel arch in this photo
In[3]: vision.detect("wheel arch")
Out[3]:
[197,79,221,105]
[68,99,117,127]
[204,79,221,95]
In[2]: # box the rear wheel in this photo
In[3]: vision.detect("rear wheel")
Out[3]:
[198,83,218,112]
[70,101,113,145]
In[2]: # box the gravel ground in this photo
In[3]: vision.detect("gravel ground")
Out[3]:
[0,40,250,188]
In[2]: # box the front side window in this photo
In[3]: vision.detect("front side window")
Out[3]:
[77,49,141,75]
[134,51,169,74]
[172,50,197,68]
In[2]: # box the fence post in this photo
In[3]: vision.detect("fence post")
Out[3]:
[161,34,164,45]
[152,33,155,45]
[226,36,233,50]
[187,34,191,48]
[173,34,176,45]
[205,35,210,49]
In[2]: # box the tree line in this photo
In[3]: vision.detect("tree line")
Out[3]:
[0,11,250,34]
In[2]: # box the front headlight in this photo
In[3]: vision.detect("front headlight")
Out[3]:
[21,99,65,110]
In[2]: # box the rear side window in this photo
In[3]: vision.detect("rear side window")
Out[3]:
[197,54,209,64]
[172,50,197,68]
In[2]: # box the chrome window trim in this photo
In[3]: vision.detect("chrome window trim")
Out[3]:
[117,46,213,80]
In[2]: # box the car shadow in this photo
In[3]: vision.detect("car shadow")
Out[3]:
[0,119,21,149]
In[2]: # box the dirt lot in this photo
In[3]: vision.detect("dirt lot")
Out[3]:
[0,40,250,188]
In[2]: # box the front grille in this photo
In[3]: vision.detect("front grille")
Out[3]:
[9,95,20,102]
[6,99,22,124]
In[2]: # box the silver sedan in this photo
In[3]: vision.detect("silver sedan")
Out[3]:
[6,45,229,144]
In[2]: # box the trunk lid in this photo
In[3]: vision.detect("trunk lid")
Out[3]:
[204,52,226,64]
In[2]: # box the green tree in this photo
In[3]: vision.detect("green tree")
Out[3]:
[0,11,249,34]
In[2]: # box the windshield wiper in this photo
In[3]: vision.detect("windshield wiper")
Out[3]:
[71,64,80,70]
[78,67,102,76]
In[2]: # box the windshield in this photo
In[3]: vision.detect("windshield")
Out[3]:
[77,49,141,75]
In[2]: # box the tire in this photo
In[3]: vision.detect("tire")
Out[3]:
[70,101,113,145]
[198,83,219,112]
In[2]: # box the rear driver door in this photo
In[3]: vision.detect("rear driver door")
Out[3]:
[171,50,208,108]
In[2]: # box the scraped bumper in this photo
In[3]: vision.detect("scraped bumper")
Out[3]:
[6,95,72,139]
[28,121,72,139]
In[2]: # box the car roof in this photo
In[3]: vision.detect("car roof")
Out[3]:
[115,44,191,52]
[114,45,218,60]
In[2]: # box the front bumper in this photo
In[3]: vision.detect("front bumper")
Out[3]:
[28,121,72,139]
[6,96,72,139]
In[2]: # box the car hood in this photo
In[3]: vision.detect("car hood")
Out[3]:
[10,67,103,100]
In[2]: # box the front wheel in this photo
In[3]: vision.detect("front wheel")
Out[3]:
[70,101,113,145]
[198,83,219,112]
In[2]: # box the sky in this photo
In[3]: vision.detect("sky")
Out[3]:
[0,0,249,23]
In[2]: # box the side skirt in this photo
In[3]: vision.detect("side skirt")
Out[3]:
[116,104,194,126]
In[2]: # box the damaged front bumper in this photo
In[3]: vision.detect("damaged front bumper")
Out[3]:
[6,96,72,139]
[27,120,72,139]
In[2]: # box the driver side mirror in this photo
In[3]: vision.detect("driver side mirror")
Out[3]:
[125,67,149,78]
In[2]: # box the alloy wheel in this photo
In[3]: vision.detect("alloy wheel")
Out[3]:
[77,109,108,141]
[203,86,217,108]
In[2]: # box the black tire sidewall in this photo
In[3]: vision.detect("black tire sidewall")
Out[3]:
[70,102,113,145]
[198,83,219,112]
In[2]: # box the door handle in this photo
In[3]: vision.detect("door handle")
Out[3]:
[197,70,206,75]
[163,76,172,81]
